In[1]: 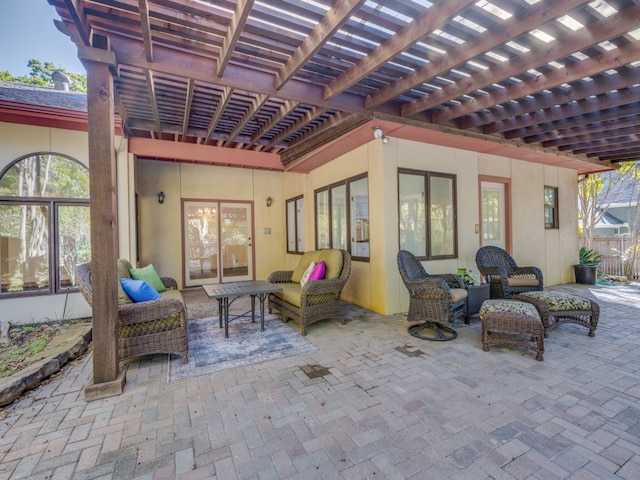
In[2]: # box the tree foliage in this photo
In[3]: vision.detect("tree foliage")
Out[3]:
[578,163,640,248]
[0,59,86,92]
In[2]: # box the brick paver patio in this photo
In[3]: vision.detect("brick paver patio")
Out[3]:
[1,284,640,479]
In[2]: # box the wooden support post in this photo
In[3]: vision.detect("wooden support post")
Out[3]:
[81,36,127,400]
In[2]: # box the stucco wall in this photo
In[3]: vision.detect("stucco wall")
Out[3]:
[135,160,287,286]
[0,122,131,324]
[386,139,578,315]
[2,120,581,323]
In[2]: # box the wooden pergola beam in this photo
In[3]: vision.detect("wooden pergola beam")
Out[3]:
[217,0,255,77]
[407,2,640,119]
[509,103,640,141]
[274,0,368,90]
[324,0,475,101]
[137,0,153,62]
[463,68,640,130]
[225,93,268,146]
[206,86,234,141]
[145,70,162,138]
[264,106,329,149]
[181,79,195,142]
[248,99,299,147]
[366,0,588,109]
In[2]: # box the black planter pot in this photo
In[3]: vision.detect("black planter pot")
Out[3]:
[574,264,598,285]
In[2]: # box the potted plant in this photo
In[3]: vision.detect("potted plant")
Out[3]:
[574,247,602,285]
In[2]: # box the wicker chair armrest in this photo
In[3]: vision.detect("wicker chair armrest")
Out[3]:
[405,277,450,300]
[118,298,186,326]
[267,270,294,283]
[302,276,347,296]
[478,265,508,277]
[429,273,465,288]
[160,276,178,290]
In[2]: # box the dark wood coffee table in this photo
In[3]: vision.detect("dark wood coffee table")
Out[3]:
[202,281,283,338]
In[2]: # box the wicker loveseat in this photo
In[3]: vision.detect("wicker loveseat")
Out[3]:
[267,249,351,335]
[76,259,189,364]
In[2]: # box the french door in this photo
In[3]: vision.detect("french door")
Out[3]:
[480,180,508,250]
[183,201,253,287]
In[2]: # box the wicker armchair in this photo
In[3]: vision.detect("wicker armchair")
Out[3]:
[76,261,189,364]
[397,250,468,341]
[268,249,351,335]
[475,246,543,299]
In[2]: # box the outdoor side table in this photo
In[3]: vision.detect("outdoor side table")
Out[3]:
[465,283,490,323]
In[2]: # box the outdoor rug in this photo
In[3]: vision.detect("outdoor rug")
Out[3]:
[167,314,317,382]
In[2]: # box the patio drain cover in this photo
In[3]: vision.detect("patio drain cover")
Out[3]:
[300,364,331,379]
[395,345,425,357]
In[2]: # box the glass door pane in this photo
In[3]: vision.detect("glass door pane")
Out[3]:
[399,173,426,257]
[58,204,91,289]
[481,181,506,249]
[331,185,347,250]
[220,203,253,282]
[296,197,305,252]
[430,175,455,257]
[184,202,219,287]
[316,190,330,249]
[350,177,369,258]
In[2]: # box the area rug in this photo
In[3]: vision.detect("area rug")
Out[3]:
[167,314,317,382]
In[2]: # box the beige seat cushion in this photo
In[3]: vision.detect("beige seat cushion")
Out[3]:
[160,288,185,305]
[507,276,539,287]
[450,288,468,303]
[272,283,302,307]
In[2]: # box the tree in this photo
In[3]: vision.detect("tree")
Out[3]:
[0,59,86,92]
[578,163,639,248]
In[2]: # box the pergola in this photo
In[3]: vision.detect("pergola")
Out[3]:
[47,0,640,395]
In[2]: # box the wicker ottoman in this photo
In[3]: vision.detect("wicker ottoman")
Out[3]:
[479,299,545,361]
[514,291,599,337]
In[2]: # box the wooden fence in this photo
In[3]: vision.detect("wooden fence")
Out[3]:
[588,235,640,280]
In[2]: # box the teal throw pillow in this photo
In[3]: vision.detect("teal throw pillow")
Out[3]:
[129,264,167,292]
[120,278,161,303]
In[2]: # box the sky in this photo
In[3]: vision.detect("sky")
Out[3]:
[0,0,85,77]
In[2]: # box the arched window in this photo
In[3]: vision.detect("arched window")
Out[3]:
[0,153,90,296]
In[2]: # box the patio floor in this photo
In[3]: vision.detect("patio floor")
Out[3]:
[1,284,640,479]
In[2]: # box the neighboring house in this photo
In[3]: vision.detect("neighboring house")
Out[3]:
[1,80,591,325]
[594,211,628,236]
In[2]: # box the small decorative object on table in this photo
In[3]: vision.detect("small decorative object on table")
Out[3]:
[456,268,476,286]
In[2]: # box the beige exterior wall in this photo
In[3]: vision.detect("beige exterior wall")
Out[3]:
[136,160,287,285]
[0,122,131,324]
[1,121,580,323]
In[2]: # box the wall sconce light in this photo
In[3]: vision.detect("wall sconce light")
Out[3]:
[266,196,273,207]
[158,192,165,204]
[372,125,389,144]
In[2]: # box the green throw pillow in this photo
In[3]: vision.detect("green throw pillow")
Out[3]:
[129,264,167,292]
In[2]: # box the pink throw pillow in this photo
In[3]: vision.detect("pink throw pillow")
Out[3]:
[308,261,326,282]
